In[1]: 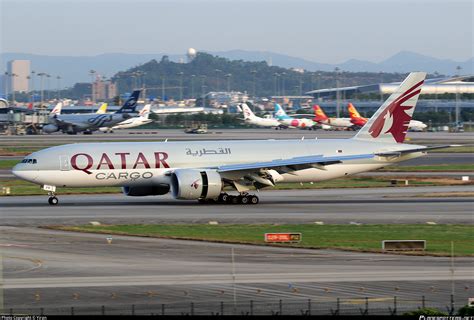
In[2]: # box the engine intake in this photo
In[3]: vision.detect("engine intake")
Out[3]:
[122,184,170,197]
[171,169,222,200]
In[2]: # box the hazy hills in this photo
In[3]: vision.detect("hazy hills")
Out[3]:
[1,50,471,88]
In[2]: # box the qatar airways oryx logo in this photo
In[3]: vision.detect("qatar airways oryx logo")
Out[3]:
[191,179,200,189]
[71,151,170,174]
[368,80,424,143]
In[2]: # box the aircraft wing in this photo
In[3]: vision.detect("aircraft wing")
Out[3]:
[375,145,461,157]
[216,153,374,173]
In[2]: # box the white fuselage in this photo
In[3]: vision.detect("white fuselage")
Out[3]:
[100,116,153,131]
[245,116,281,128]
[13,139,425,189]
[278,118,315,129]
[318,118,354,128]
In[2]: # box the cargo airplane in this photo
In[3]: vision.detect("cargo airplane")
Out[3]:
[43,91,140,134]
[13,72,453,205]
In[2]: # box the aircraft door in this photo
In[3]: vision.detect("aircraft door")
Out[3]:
[59,155,70,171]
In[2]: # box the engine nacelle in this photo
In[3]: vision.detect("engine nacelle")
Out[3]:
[122,184,170,197]
[42,124,59,133]
[171,169,223,200]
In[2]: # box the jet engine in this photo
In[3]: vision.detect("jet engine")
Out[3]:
[42,124,59,133]
[170,169,222,200]
[122,184,170,196]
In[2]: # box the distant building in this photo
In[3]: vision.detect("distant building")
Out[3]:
[93,76,117,100]
[7,60,31,92]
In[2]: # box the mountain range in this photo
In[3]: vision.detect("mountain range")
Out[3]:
[1,50,471,88]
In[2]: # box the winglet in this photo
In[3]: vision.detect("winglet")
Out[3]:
[353,72,426,144]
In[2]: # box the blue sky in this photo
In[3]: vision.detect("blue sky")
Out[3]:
[1,0,472,63]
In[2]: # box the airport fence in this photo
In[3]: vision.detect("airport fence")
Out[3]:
[3,295,462,316]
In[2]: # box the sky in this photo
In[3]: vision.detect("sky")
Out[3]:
[1,0,473,64]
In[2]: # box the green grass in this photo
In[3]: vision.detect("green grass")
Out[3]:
[382,164,474,172]
[0,160,20,169]
[0,178,120,196]
[55,224,474,256]
[430,146,474,153]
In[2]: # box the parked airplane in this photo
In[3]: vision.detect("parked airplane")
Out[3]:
[42,91,140,134]
[240,103,282,128]
[313,105,354,130]
[13,72,454,206]
[274,104,315,129]
[347,102,427,131]
[99,104,153,132]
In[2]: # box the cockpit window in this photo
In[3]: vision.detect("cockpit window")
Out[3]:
[21,158,37,164]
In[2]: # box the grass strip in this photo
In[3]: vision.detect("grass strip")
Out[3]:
[52,224,474,256]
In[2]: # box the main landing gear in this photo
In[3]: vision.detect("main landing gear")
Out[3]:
[47,191,59,205]
[218,193,259,205]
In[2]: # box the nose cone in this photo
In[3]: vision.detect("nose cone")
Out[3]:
[12,163,37,182]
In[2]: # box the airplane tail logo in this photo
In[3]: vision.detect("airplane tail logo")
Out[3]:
[139,104,151,117]
[313,105,328,121]
[354,72,426,143]
[241,103,254,119]
[116,90,141,114]
[50,102,63,115]
[274,104,289,119]
[347,103,361,119]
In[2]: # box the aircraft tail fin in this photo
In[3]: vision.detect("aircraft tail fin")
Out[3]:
[116,90,141,114]
[50,102,62,115]
[139,104,151,118]
[274,103,290,119]
[353,72,426,144]
[96,103,108,114]
[241,103,256,120]
[347,103,362,119]
[312,105,328,122]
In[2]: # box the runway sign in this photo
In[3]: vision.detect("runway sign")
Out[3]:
[382,240,426,251]
[265,233,302,243]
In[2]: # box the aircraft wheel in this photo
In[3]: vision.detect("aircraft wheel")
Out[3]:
[250,195,259,204]
[48,196,59,205]
[218,193,229,203]
[240,196,250,204]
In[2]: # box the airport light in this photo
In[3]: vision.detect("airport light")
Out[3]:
[161,75,166,102]
[251,70,257,97]
[178,72,184,101]
[56,76,62,99]
[37,72,46,107]
[281,72,286,96]
[3,72,8,101]
[317,72,321,100]
[10,73,18,103]
[201,75,206,108]
[89,70,96,103]
[334,67,341,118]
[225,73,232,92]
[30,71,36,104]
[455,66,462,126]
[191,74,196,99]
[215,69,222,92]
[46,74,51,101]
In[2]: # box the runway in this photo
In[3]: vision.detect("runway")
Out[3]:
[1,186,473,225]
[1,129,473,145]
[1,226,473,315]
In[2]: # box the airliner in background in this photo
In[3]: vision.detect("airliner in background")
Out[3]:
[100,104,153,132]
[43,90,141,135]
[13,72,456,206]
[274,104,316,129]
[348,102,427,131]
[313,105,354,130]
[240,103,282,128]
